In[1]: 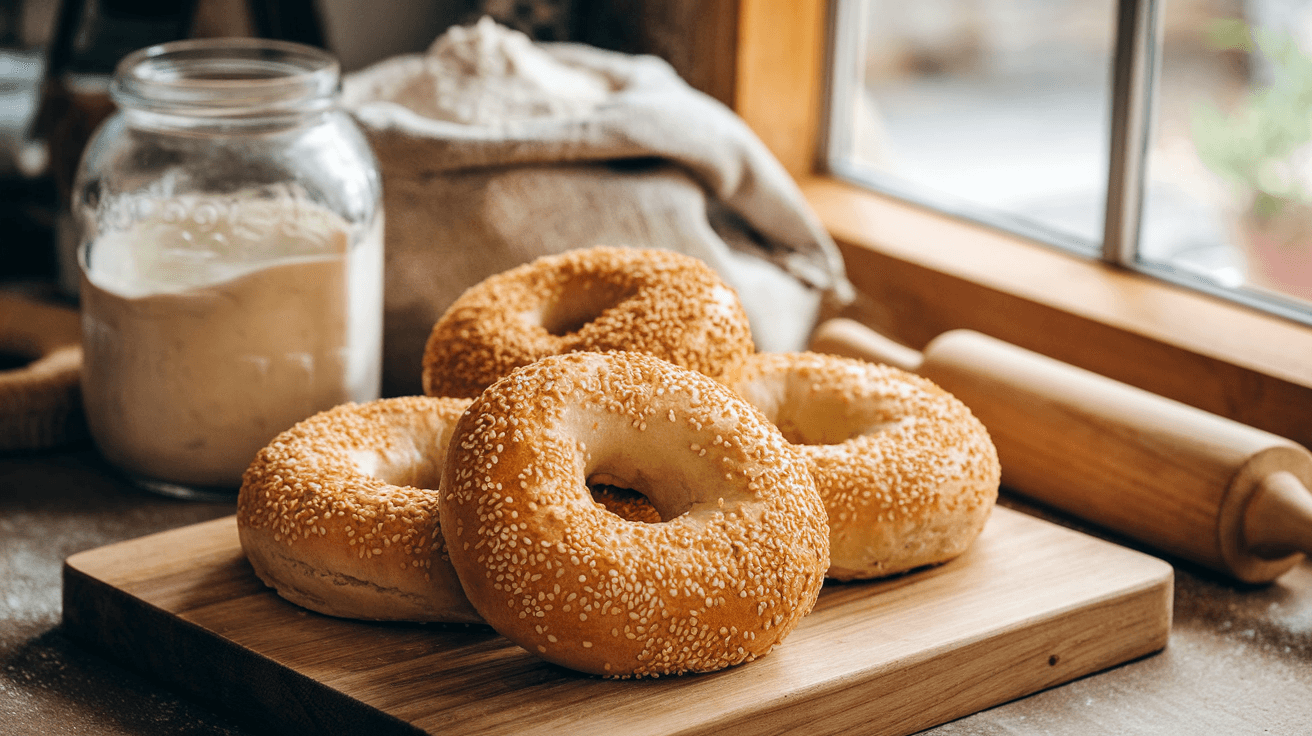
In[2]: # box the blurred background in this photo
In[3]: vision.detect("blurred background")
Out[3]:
[6,0,1312,311]
[833,0,1312,310]
[0,0,728,293]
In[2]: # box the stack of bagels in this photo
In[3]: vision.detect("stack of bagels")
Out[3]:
[237,246,1000,679]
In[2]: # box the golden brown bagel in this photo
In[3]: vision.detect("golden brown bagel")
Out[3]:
[723,352,1000,580]
[238,396,481,623]
[422,246,754,399]
[439,351,829,677]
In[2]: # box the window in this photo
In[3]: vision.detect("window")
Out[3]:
[726,0,1312,451]
[827,0,1312,321]
[1143,0,1312,316]
[827,0,1114,256]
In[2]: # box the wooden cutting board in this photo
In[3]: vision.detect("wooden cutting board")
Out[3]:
[61,506,1172,736]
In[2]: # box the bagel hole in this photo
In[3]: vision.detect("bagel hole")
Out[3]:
[539,281,636,336]
[588,481,664,524]
[353,449,445,491]
[737,379,902,446]
[774,405,902,446]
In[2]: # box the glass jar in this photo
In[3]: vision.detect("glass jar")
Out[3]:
[74,38,383,500]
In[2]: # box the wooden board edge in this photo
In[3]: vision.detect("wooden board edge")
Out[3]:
[64,515,237,576]
[60,560,423,736]
[678,566,1174,736]
[60,511,1175,736]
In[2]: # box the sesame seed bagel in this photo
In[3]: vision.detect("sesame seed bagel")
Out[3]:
[723,352,1000,581]
[439,351,829,678]
[422,246,755,399]
[237,396,482,623]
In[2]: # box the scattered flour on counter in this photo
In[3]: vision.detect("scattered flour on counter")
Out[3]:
[342,16,613,125]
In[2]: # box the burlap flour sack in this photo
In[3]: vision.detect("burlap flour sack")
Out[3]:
[343,18,852,396]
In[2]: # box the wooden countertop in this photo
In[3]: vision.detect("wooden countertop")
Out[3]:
[3,445,1310,735]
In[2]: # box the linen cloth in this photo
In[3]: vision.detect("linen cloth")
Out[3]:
[343,20,853,396]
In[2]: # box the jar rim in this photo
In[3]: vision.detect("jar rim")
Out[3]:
[111,37,340,118]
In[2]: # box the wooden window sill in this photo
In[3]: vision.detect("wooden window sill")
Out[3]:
[801,175,1312,450]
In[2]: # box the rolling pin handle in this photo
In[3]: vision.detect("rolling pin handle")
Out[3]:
[809,318,1312,582]
[1243,471,1312,559]
[809,318,924,372]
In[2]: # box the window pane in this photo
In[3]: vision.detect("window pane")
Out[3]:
[1142,0,1312,308]
[831,0,1117,250]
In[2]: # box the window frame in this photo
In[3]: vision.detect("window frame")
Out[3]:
[720,0,1312,450]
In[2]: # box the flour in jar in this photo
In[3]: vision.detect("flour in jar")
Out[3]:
[80,196,383,490]
[341,15,613,126]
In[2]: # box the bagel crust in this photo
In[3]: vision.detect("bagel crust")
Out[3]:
[439,352,829,677]
[422,246,755,399]
[725,352,1000,580]
[237,396,481,623]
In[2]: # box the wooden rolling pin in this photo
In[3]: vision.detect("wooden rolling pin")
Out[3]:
[810,318,1312,584]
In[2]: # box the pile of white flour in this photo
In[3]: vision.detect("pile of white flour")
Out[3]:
[342,16,614,126]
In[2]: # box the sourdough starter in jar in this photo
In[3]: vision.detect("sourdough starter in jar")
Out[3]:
[74,39,383,498]
[80,197,383,491]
